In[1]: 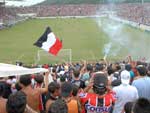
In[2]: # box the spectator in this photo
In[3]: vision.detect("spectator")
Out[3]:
[122,102,134,113]
[95,63,106,73]
[72,84,82,113]
[15,82,22,91]
[125,64,135,84]
[113,70,138,113]
[58,75,67,85]
[0,82,7,113]
[19,72,49,112]
[48,99,68,113]
[132,98,150,113]
[71,70,86,89]
[146,65,150,77]
[111,71,121,87]
[112,62,121,72]
[46,82,60,113]
[81,64,93,86]
[0,77,12,99]
[79,73,116,113]
[61,82,79,113]
[34,74,45,113]
[132,65,150,100]
[51,68,58,82]
[34,74,44,87]
[72,84,79,99]
[6,91,27,113]
[6,91,37,113]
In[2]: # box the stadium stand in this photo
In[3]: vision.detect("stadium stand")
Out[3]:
[1,1,150,113]
[4,3,150,26]
[0,0,5,29]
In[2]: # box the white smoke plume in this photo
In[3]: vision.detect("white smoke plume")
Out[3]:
[96,1,150,60]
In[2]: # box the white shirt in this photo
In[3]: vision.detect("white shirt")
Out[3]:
[113,84,139,113]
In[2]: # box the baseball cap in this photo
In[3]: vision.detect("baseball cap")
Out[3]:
[93,73,108,89]
[121,70,130,85]
[61,82,72,97]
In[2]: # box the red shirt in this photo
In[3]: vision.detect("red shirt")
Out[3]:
[79,91,116,113]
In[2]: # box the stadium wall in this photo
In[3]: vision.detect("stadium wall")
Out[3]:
[36,15,150,32]
[109,16,150,32]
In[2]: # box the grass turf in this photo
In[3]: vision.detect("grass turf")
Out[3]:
[0,17,150,64]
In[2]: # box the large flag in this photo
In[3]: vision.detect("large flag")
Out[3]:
[34,27,62,56]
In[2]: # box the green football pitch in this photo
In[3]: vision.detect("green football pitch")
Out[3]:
[0,17,150,64]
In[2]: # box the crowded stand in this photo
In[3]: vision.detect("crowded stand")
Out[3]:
[3,3,150,26]
[0,2,4,29]
[0,56,150,113]
[1,2,150,113]
[1,3,150,29]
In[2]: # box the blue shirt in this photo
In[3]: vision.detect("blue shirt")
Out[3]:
[132,76,150,100]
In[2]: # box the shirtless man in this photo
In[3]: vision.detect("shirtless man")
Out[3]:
[45,82,60,113]
[0,82,7,113]
[19,72,49,112]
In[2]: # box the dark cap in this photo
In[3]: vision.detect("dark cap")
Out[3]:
[61,82,72,97]
[93,73,108,89]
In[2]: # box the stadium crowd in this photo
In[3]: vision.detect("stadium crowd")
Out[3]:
[0,2,150,113]
[1,3,149,26]
[0,56,150,113]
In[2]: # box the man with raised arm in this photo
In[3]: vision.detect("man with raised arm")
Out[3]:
[19,72,49,112]
[79,73,116,113]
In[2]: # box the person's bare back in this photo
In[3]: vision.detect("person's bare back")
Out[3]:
[22,86,40,112]
[20,72,49,112]
[46,99,54,113]
[0,97,7,113]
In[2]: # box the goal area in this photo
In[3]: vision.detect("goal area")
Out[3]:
[36,49,72,64]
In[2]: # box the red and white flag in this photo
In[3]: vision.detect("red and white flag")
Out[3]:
[34,27,62,56]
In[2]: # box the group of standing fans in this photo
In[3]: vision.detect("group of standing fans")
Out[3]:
[1,3,150,26]
[0,56,150,113]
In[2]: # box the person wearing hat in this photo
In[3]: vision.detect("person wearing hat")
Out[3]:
[79,73,116,113]
[113,70,138,113]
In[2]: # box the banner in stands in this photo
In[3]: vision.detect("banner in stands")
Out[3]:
[0,63,48,77]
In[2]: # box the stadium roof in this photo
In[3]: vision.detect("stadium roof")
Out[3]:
[0,0,4,2]
[5,0,46,7]
[0,0,4,5]
[2,0,150,7]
